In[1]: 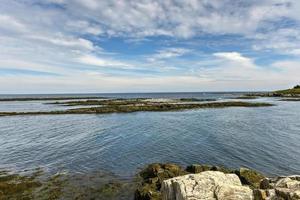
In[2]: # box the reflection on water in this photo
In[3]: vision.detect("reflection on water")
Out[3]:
[0,93,300,182]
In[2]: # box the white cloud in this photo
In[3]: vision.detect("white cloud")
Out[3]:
[148,48,191,62]
[1,1,300,92]
[66,20,103,35]
[252,28,300,55]
[0,14,26,33]
[78,55,133,69]
[50,0,299,38]
[213,52,254,67]
[28,34,94,50]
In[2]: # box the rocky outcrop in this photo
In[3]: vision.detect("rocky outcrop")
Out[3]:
[161,171,253,200]
[258,175,300,200]
[236,167,265,189]
[135,163,300,200]
[161,173,300,200]
[134,163,187,200]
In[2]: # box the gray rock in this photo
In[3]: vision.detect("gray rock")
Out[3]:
[274,177,300,200]
[253,189,267,200]
[161,171,253,200]
[215,184,253,200]
[260,178,272,189]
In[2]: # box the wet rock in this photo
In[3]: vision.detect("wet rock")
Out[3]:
[135,163,187,200]
[210,166,233,174]
[161,171,253,200]
[253,189,267,200]
[135,184,161,200]
[260,178,272,189]
[236,168,265,188]
[185,164,213,173]
[185,164,232,174]
[136,163,300,200]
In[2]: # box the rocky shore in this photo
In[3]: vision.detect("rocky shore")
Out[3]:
[1,163,299,199]
[135,163,300,200]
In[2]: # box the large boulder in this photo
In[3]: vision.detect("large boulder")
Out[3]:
[161,171,253,200]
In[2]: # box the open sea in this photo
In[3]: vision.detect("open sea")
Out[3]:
[0,92,300,182]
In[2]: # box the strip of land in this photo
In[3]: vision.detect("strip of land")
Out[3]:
[45,98,217,106]
[246,86,300,97]
[0,97,105,101]
[0,101,274,117]
[279,98,300,101]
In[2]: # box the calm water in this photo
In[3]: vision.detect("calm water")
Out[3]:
[0,93,300,179]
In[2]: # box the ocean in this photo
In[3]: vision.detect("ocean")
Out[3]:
[0,92,299,180]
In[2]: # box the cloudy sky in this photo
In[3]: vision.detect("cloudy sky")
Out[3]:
[1,0,300,93]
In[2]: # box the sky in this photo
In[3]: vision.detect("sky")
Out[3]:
[0,0,300,93]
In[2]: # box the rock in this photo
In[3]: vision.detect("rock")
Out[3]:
[140,163,185,181]
[185,164,213,173]
[288,176,300,182]
[161,171,253,200]
[253,189,267,200]
[274,177,300,200]
[215,184,253,200]
[135,184,161,200]
[260,178,272,189]
[135,163,186,200]
[236,168,265,188]
[275,177,300,189]
[266,189,277,199]
[210,166,233,174]
[185,164,232,174]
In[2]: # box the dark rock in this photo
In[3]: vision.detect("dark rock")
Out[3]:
[260,178,272,189]
[210,165,233,174]
[135,184,160,200]
[186,164,213,173]
[253,189,267,200]
[135,163,186,200]
[235,167,265,188]
[185,164,233,174]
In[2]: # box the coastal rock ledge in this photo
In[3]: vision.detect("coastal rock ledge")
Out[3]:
[135,163,300,200]
[161,171,252,200]
[161,171,300,200]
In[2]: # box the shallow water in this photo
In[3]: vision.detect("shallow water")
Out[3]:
[0,93,299,179]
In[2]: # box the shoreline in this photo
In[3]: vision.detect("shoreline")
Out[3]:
[1,163,299,200]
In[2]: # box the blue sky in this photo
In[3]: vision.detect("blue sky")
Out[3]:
[0,0,300,93]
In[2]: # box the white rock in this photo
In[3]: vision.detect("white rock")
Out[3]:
[274,177,300,200]
[215,184,253,200]
[161,171,253,200]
